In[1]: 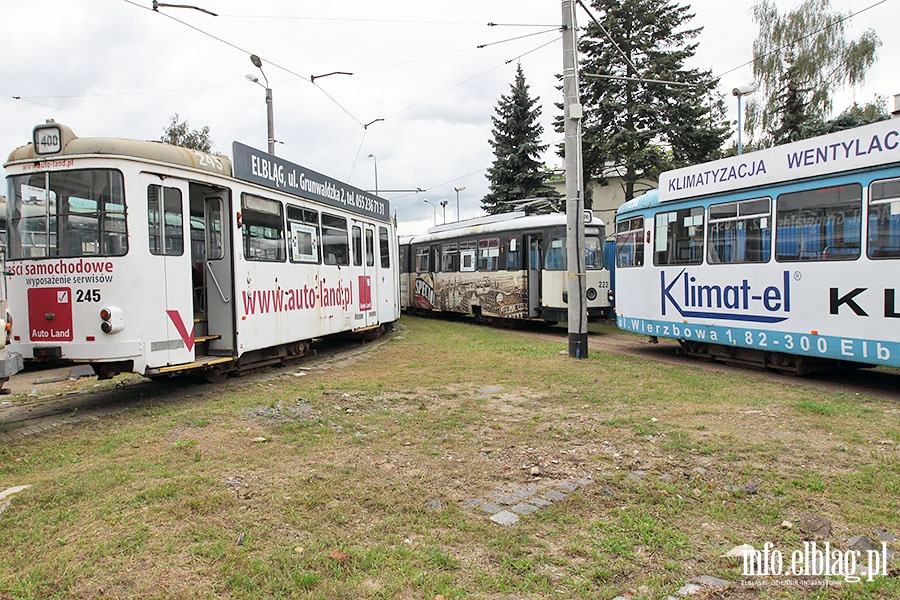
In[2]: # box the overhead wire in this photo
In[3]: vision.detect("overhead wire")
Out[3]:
[120,0,365,127]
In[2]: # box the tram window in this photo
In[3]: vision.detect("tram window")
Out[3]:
[506,236,521,270]
[545,237,566,270]
[460,241,476,272]
[707,197,771,264]
[206,198,224,261]
[8,169,127,259]
[615,216,644,268]
[478,238,500,271]
[775,184,861,262]
[442,243,459,272]
[366,229,375,267]
[585,235,603,270]
[287,205,319,263]
[415,246,430,272]
[148,185,184,256]
[379,226,391,268]
[242,194,286,262]
[430,245,441,272]
[654,207,703,266]
[868,178,900,259]
[352,225,363,266]
[398,245,407,273]
[321,213,350,266]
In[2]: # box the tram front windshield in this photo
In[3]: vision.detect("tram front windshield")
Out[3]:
[6,169,127,259]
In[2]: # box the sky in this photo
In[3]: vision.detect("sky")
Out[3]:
[2,0,896,235]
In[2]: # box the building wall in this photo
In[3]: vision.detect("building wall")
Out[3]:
[547,175,656,237]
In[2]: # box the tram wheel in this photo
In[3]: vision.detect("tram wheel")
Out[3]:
[203,367,228,383]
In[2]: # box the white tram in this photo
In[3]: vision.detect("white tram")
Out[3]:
[614,117,900,371]
[400,211,613,323]
[3,121,400,379]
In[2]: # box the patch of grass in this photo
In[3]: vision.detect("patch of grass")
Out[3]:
[1,315,899,599]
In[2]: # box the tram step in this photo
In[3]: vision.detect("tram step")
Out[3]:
[194,334,221,344]
[146,355,234,376]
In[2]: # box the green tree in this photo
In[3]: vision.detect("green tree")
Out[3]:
[746,0,880,146]
[575,0,728,202]
[801,96,889,138]
[770,56,818,146]
[482,64,560,215]
[161,113,214,153]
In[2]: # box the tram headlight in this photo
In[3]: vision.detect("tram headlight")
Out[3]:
[607,289,615,304]
[99,306,125,334]
[586,287,598,301]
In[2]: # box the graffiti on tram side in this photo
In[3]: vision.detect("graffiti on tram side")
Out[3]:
[413,272,527,319]
[618,316,897,367]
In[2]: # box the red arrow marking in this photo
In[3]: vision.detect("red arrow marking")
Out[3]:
[166,310,195,352]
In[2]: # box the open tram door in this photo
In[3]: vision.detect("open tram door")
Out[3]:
[525,233,543,318]
[189,187,235,357]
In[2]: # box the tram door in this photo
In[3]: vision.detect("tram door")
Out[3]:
[525,233,543,318]
[354,221,379,328]
[144,175,195,366]
[189,188,235,355]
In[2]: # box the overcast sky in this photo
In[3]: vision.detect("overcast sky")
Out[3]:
[2,0,895,234]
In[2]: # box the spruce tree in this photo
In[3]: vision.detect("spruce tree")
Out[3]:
[482,64,559,215]
[575,0,728,202]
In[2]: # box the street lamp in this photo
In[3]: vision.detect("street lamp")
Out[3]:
[440,200,448,225]
[732,83,756,155]
[423,199,437,227]
[367,153,378,196]
[247,54,275,154]
[453,186,466,222]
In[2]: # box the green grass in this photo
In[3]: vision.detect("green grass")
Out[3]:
[0,315,898,599]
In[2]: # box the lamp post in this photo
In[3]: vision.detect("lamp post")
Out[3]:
[367,153,378,196]
[453,186,465,222]
[247,54,274,154]
[440,200,448,225]
[423,199,437,227]
[732,84,756,155]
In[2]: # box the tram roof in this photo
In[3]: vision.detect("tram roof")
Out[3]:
[401,211,604,244]
[5,122,233,176]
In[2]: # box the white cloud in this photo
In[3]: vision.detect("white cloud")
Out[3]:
[2,0,896,229]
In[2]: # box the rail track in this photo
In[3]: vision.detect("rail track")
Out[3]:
[1,321,896,441]
[0,328,398,441]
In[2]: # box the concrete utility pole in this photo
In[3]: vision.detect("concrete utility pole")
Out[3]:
[562,0,588,359]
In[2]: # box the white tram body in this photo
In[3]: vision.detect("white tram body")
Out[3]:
[614,118,900,370]
[400,211,612,323]
[3,122,399,379]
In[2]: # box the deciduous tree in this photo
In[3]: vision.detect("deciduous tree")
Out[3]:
[746,0,880,146]
[161,113,214,153]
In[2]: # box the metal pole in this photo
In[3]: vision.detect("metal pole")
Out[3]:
[736,94,743,155]
[562,0,588,359]
[265,87,275,155]
[373,157,379,196]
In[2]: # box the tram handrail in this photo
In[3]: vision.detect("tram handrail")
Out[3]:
[206,262,230,303]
